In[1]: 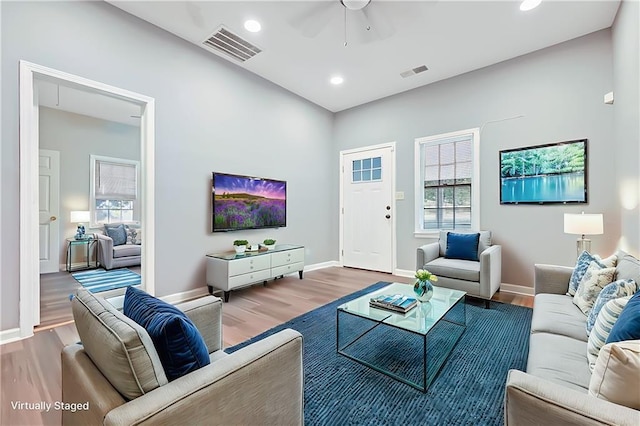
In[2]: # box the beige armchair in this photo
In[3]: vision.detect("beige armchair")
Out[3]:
[62,289,303,425]
[417,230,501,308]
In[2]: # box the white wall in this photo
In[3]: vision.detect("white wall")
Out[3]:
[1,1,335,330]
[333,30,617,288]
[612,0,640,257]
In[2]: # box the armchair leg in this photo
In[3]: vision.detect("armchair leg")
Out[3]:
[485,300,490,309]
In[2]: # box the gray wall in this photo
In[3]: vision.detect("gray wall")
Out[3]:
[612,0,640,257]
[1,1,335,330]
[39,107,140,267]
[333,29,617,288]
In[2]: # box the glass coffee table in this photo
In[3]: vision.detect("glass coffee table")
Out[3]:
[337,282,466,392]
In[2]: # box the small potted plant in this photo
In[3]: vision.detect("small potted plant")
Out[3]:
[414,269,438,302]
[262,239,276,250]
[233,239,249,254]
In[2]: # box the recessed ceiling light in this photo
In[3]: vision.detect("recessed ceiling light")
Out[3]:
[520,0,542,11]
[330,76,344,85]
[244,20,261,33]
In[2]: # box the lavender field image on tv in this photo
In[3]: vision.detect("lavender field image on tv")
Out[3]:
[213,173,286,231]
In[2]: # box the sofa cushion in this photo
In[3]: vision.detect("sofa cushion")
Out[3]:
[113,244,141,258]
[526,332,591,392]
[123,287,210,381]
[589,340,640,410]
[445,232,480,261]
[587,296,631,371]
[424,257,480,282]
[615,251,640,283]
[71,288,168,400]
[531,294,588,342]
[586,279,638,335]
[567,251,606,296]
[572,262,616,314]
[606,290,640,344]
[438,230,491,257]
[104,223,127,246]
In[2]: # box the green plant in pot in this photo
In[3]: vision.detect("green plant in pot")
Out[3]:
[263,239,276,250]
[233,239,249,254]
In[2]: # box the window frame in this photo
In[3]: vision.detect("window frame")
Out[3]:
[414,128,480,236]
[89,154,141,228]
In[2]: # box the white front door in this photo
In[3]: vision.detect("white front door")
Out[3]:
[39,149,60,275]
[341,144,395,273]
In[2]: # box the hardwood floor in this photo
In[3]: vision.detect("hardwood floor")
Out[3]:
[3,267,533,425]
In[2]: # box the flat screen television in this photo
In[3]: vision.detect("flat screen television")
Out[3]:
[500,139,587,204]
[212,172,286,232]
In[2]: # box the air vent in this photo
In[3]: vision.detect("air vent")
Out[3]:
[202,26,262,63]
[400,65,429,78]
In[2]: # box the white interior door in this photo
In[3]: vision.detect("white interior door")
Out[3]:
[39,149,60,275]
[341,145,394,273]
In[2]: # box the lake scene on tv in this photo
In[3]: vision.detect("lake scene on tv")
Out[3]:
[213,173,286,231]
[500,140,586,204]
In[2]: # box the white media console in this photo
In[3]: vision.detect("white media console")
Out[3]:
[205,244,305,302]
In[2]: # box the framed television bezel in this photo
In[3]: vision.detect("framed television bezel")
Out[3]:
[499,138,588,205]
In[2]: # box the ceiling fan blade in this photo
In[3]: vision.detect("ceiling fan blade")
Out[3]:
[289,2,338,38]
[362,3,395,40]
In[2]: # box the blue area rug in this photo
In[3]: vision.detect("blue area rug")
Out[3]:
[72,268,140,293]
[227,281,532,425]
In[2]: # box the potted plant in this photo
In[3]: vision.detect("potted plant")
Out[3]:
[262,239,276,250]
[414,269,438,302]
[233,239,249,254]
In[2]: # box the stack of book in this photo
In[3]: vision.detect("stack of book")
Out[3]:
[369,294,417,313]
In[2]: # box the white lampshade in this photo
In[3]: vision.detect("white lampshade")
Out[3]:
[564,213,604,236]
[70,210,90,223]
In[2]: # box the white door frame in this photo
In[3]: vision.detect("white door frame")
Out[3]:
[339,141,397,274]
[19,60,156,338]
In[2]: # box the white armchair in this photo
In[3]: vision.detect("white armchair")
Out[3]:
[417,230,501,308]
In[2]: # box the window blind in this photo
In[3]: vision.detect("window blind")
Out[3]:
[95,160,137,199]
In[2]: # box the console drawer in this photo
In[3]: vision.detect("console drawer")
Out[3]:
[228,269,271,289]
[228,255,270,276]
[271,248,304,267]
[272,261,304,278]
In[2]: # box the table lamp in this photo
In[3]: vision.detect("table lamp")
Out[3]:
[564,212,603,257]
[70,210,90,239]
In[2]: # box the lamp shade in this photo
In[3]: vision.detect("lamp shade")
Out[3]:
[70,210,90,223]
[564,213,603,235]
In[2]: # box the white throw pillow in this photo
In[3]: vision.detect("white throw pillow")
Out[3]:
[589,340,640,410]
[595,253,618,268]
[573,262,616,314]
[587,296,632,371]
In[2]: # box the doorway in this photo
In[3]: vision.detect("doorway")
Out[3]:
[340,142,396,273]
[19,61,156,338]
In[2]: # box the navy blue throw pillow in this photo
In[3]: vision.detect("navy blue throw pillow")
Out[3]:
[123,287,210,381]
[606,290,640,344]
[445,232,480,261]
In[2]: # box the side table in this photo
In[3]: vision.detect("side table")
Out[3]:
[66,237,99,272]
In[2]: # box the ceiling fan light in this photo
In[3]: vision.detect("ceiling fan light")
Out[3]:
[341,0,371,11]
[244,19,261,32]
[520,0,542,11]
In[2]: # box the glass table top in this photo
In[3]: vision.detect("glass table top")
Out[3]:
[206,244,303,261]
[338,282,466,335]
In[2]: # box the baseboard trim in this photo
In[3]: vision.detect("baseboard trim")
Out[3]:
[0,328,23,346]
[304,260,340,272]
[161,287,210,305]
[500,283,534,296]
[393,268,414,278]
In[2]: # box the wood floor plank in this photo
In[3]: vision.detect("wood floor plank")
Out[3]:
[3,267,533,425]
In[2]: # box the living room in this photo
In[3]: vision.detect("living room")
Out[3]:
[1,0,639,425]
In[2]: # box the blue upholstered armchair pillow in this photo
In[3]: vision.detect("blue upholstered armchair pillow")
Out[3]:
[445,232,480,261]
[123,287,210,381]
[104,223,127,246]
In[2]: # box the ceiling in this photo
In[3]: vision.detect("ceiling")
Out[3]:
[107,0,620,113]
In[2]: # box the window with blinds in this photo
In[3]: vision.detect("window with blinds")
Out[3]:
[90,155,140,226]
[415,129,479,232]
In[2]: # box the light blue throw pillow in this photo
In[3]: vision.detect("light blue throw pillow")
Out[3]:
[568,251,605,296]
[586,279,638,335]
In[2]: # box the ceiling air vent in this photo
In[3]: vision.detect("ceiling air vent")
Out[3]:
[400,65,428,78]
[202,26,262,63]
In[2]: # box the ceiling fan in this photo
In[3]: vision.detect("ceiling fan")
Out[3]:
[291,0,397,46]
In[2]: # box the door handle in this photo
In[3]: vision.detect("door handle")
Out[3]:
[50,216,57,221]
